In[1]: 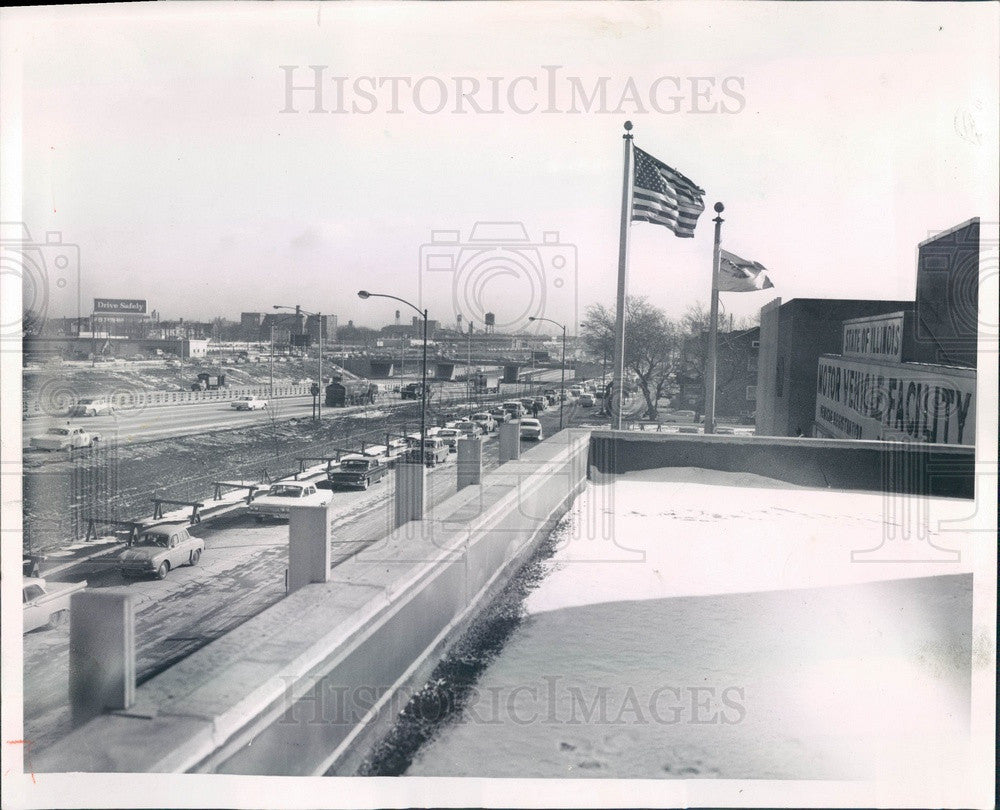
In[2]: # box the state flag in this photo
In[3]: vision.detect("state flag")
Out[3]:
[718,249,774,292]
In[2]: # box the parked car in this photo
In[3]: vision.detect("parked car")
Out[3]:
[29,425,101,451]
[23,577,88,632]
[248,481,333,521]
[455,420,483,438]
[69,398,115,417]
[403,437,450,466]
[489,407,509,423]
[578,393,595,407]
[501,401,526,418]
[326,456,389,490]
[118,524,205,580]
[437,427,461,451]
[519,418,544,441]
[231,395,268,411]
[471,412,497,433]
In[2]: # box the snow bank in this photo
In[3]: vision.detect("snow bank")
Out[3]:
[406,468,975,783]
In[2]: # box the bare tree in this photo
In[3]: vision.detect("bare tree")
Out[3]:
[581,297,679,420]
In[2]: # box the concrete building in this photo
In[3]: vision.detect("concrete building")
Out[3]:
[756,217,981,441]
[755,299,913,438]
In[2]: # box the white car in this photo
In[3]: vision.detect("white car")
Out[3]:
[29,425,101,451]
[437,428,461,450]
[248,481,332,521]
[69,398,115,417]
[519,418,544,441]
[231,395,268,411]
[471,412,497,433]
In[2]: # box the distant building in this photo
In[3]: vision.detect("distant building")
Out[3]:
[677,327,759,420]
[240,312,264,340]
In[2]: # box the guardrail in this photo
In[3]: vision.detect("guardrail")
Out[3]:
[23,385,316,418]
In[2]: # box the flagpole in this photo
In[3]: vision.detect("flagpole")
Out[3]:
[612,120,634,430]
[703,201,724,435]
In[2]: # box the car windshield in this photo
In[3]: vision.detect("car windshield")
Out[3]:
[268,485,303,497]
[342,460,367,471]
[457,422,475,429]
[439,430,458,436]
[138,532,170,548]
[47,428,70,435]
[522,419,540,427]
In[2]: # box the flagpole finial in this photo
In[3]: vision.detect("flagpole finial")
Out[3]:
[714,202,725,213]
[623,120,633,139]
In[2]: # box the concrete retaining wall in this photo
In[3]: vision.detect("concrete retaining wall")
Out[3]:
[588,431,975,499]
[35,429,591,774]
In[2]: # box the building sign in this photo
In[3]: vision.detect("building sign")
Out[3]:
[93,298,147,315]
[841,312,906,363]
[815,355,975,445]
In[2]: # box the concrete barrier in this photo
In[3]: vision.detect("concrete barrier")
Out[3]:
[35,429,592,775]
[24,384,316,418]
[588,431,975,499]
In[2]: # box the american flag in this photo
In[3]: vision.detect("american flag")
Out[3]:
[631,146,705,238]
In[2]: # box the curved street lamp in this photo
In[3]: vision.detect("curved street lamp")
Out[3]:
[528,316,566,432]
[358,290,428,464]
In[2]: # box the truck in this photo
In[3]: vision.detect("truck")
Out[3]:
[470,372,500,394]
[325,379,378,407]
[400,382,423,400]
[23,577,88,632]
[192,373,226,391]
[326,456,389,490]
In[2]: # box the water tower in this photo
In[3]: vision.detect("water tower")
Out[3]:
[485,312,495,334]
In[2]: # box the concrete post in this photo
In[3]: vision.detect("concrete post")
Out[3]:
[288,503,332,593]
[395,461,426,526]
[457,436,483,489]
[69,590,135,727]
[498,420,521,465]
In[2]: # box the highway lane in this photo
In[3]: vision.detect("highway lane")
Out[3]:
[22,404,574,752]
[21,370,568,449]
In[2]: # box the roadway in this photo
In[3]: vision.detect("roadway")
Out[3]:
[22,371,568,450]
[22,402,580,752]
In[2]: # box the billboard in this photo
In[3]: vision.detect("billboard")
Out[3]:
[815,355,976,445]
[93,298,147,315]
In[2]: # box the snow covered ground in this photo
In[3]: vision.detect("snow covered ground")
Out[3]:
[406,468,980,785]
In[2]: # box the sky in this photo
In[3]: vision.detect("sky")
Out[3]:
[3,2,997,337]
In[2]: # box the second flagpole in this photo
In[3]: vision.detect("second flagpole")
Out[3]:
[703,201,725,435]
[611,121,634,430]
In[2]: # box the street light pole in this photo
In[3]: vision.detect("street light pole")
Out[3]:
[529,316,566,432]
[358,290,428,465]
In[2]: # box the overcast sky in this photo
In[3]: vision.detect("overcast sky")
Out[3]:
[3,2,997,335]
